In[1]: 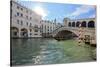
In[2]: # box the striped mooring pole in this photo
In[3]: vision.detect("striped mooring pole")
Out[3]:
[78,23,83,46]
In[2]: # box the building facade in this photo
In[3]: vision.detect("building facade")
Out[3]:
[40,19,63,37]
[10,1,62,38]
[10,1,42,38]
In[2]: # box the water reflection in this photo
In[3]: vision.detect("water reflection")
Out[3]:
[11,38,96,66]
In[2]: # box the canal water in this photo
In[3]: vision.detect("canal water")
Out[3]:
[11,38,96,66]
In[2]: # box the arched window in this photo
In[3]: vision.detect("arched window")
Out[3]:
[88,20,95,28]
[76,21,80,27]
[68,22,71,27]
[72,22,75,27]
[81,21,86,27]
[20,28,28,37]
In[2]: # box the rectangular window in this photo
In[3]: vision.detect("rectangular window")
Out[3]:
[21,8,23,11]
[26,22,28,26]
[21,20,23,26]
[17,6,19,9]
[17,19,19,24]
[21,13,23,17]
[30,23,32,26]
[17,12,19,16]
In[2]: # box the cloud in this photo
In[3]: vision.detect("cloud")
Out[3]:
[33,6,49,18]
[69,5,95,18]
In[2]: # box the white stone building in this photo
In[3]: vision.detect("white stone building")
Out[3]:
[10,1,42,38]
[10,1,63,38]
[40,19,63,37]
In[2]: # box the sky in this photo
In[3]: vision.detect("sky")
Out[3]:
[17,0,96,23]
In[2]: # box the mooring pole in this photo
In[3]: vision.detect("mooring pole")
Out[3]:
[78,23,82,46]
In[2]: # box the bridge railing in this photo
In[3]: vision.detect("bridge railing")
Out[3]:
[51,26,95,36]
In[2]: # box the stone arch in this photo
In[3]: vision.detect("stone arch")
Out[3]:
[54,29,77,40]
[11,27,19,37]
[20,28,28,37]
[76,21,80,27]
[68,22,71,27]
[88,20,95,28]
[52,27,78,38]
[81,21,86,27]
[72,22,75,27]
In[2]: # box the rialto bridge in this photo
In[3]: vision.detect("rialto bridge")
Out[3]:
[51,27,95,39]
[51,18,96,44]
